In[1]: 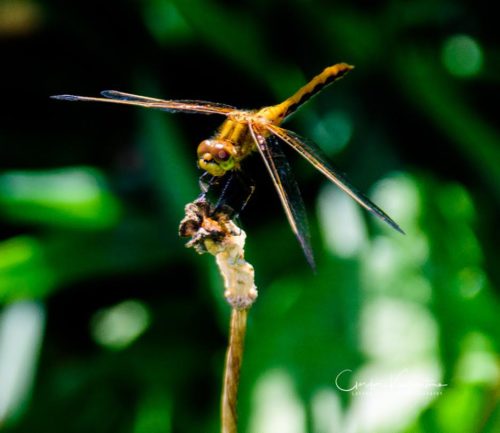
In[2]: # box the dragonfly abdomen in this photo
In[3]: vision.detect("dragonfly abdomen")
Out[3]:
[277,63,354,121]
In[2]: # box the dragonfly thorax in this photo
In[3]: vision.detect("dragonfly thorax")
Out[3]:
[197,139,237,176]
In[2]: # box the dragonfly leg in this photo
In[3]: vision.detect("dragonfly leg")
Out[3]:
[233,171,255,215]
[197,171,255,219]
[215,171,255,217]
[198,172,216,196]
[197,172,235,214]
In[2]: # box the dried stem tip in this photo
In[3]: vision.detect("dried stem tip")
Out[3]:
[179,198,258,310]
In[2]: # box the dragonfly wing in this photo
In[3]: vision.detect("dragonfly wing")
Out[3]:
[51,91,236,115]
[101,90,237,113]
[101,90,171,103]
[266,124,404,234]
[249,123,315,269]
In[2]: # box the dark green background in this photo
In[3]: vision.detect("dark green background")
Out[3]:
[0,0,499,432]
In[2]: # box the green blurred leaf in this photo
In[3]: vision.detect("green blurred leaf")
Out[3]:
[0,167,121,229]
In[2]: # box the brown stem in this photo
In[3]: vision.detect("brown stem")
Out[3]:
[221,308,248,433]
[179,199,256,433]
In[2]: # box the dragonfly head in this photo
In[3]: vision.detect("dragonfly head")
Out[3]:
[197,139,235,176]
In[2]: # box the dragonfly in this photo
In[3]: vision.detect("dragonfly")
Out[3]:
[52,63,403,268]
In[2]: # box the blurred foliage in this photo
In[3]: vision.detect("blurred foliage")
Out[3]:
[0,0,499,432]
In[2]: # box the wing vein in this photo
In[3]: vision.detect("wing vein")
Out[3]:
[266,124,404,234]
[248,123,315,268]
[51,91,235,116]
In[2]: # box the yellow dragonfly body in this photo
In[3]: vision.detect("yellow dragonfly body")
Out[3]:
[53,63,403,267]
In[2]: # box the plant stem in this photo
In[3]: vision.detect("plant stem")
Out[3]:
[221,308,248,433]
[179,198,257,433]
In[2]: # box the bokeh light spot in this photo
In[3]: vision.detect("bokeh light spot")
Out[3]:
[361,297,438,363]
[91,300,151,350]
[311,111,353,155]
[249,370,305,433]
[317,184,367,258]
[371,173,421,231]
[0,302,45,424]
[311,389,342,433]
[455,332,499,385]
[442,34,483,77]
[458,267,485,299]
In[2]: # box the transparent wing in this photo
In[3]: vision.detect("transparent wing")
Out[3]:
[101,91,238,113]
[51,90,237,115]
[266,124,404,234]
[249,123,315,269]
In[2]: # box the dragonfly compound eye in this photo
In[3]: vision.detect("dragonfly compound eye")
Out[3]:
[216,149,230,161]
[197,139,235,176]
